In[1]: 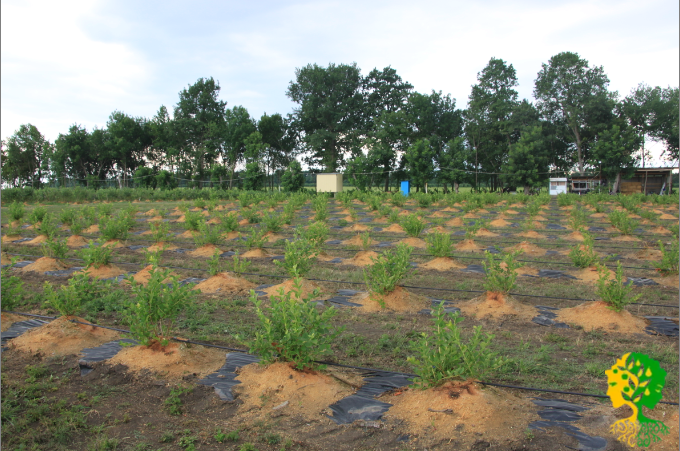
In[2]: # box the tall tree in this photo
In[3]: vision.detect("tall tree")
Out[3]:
[224,106,257,187]
[534,52,616,172]
[591,123,642,193]
[173,77,228,178]
[464,57,519,190]
[2,124,51,188]
[148,105,178,171]
[106,111,150,185]
[258,113,295,189]
[286,63,365,172]
[502,125,550,194]
[403,139,436,192]
[650,87,679,162]
[437,137,472,193]
[54,125,113,186]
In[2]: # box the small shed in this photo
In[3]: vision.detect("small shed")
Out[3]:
[549,178,568,195]
[400,181,410,197]
[316,173,343,193]
[619,168,674,195]
[569,172,605,194]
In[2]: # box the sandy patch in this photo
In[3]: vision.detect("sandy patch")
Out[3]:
[572,266,615,283]
[103,240,124,248]
[264,232,286,243]
[399,237,427,248]
[475,228,498,237]
[10,316,120,356]
[263,278,323,301]
[383,223,406,233]
[445,217,464,227]
[342,234,373,247]
[458,292,536,321]
[462,213,479,219]
[612,235,640,242]
[241,248,271,258]
[187,244,222,258]
[19,257,66,273]
[65,235,88,247]
[505,241,546,256]
[429,211,450,218]
[489,218,511,228]
[78,265,125,279]
[84,225,99,233]
[564,231,585,241]
[420,257,465,271]
[1,313,28,331]
[26,235,49,245]
[146,242,179,252]
[632,248,662,261]
[345,250,380,266]
[109,341,225,380]
[557,301,648,333]
[2,235,22,243]
[650,226,672,235]
[193,272,255,294]
[455,239,481,251]
[128,265,177,286]
[655,274,679,288]
[659,213,677,220]
[1,253,12,265]
[518,230,546,239]
[178,230,199,238]
[345,223,370,232]
[351,286,429,313]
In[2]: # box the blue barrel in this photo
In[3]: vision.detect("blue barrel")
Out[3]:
[400,181,410,197]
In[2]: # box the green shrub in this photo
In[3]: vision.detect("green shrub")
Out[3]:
[568,233,598,268]
[655,240,679,276]
[360,232,371,251]
[42,273,113,317]
[231,250,252,273]
[183,210,203,231]
[312,197,328,222]
[415,193,432,208]
[191,221,221,247]
[464,220,482,239]
[99,215,130,241]
[220,212,240,232]
[482,251,523,294]
[69,218,85,236]
[8,201,25,221]
[142,247,165,267]
[1,259,24,311]
[556,193,574,207]
[243,208,262,224]
[124,269,196,346]
[301,221,329,251]
[97,203,114,217]
[41,237,69,259]
[79,240,113,269]
[425,232,452,258]
[525,201,541,217]
[194,198,207,209]
[378,205,391,218]
[244,277,342,370]
[400,213,426,238]
[390,192,406,207]
[262,213,283,233]
[244,227,267,250]
[608,210,639,235]
[275,237,316,278]
[37,213,59,238]
[28,206,47,224]
[59,208,77,226]
[387,208,400,224]
[150,221,172,244]
[367,196,382,211]
[363,244,413,295]
[569,208,588,230]
[207,249,222,276]
[595,262,640,312]
[407,305,505,388]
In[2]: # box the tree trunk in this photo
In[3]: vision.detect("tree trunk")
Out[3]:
[454,181,459,193]
[523,185,530,195]
[612,172,622,194]
[384,171,390,192]
[571,123,584,172]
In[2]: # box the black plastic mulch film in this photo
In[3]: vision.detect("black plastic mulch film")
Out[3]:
[1,312,678,407]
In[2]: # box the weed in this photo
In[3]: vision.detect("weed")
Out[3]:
[568,233,598,268]
[655,240,679,275]
[595,261,641,312]
[263,433,281,445]
[160,431,175,443]
[88,435,119,450]
[239,444,256,451]
[363,244,413,295]
[275,236,317,278]
[407,305,505,388]
[401,213,426,237]
[244,277,342,370]
[215,429,239,442]
[124,269,196,346]
[425,231,452,258]
[482,251,523,294]
[79,240,113,268]
[165,385,193,415]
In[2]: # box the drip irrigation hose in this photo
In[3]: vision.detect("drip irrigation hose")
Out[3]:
[5,252,679,309]
[2,310,677,406]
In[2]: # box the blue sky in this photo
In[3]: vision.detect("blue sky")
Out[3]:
[2,0,678,163]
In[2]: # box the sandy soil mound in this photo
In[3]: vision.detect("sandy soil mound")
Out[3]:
[458,292,536,320]
[655,274,679,288]
[20,257,67,273]
[504,209,519,215]
[489,218,511,228]
[517,230,546,239]
[128,265,177,285]
[632,248,662,260]
[103,240,124,248]
[441,206,459,212]
[462,213,479,219]
[445,217,464,227]
[10,316,120,356]
[193,272,255,294]
[26,235,49,245]
[650,226,672,235]
[382,382,534,446]
[399,237,427,248]
[475,228,498,237]
[1,313,27,331]
[346,250,380,266]
[383,223,406,233]
[264,232,286,243]
[342,234,373,247]
[84,225,99,233]
[177,230,198,238]
[1,253,12,265]
[505,241,546,256]
[425,226,448,234]
[2,235,22,243]
[420,257,465,271]
[66,235,88,247]
[557,301,648,333]
[78,264,125,279]
[146,242,179,252]
[142,209,159,216]
[188,244,222,257]
[241,248,270,258]
[455,239,481,251]
[564,231,585,241]
[109,341,225,380]
[659,213,678,220]
[221,231,241,240]
[351,286,429,313]
[612,235,640,242]
[532,215,547,222]
[234,362,353,421]
[263,278,323,301]
[173,215,186,223]
[572,266,615,283]
[206,217,221,225]
[147,216,163,222]
[590,213,607,218]
[429,211,450,218]
[345,223,370,232]
[315,252,340,262]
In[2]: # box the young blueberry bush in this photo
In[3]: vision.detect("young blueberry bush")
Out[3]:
[1,259,24,311]
[407,304,506,388]
[8,201,25,222]
[41,237,69,260]
[655,240,679,276]
[79,240,113,269]
[243,277,343,370]
[425,231,452,258]
[568,233,599,268]
[400,213,426,238]
[363,244,413,295]
[275,236,317,278]
[595,262,640,312]
[43,274,113,317]
[482,251,523,294]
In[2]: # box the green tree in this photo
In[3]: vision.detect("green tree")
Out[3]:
[534,51,616,172]
[107,111,150,185]
[2,124,51,188]
[403,139,435,191]
[53,124,114,186]
[502,125,550,193]
[280,159,305,191]
[258,113,295,189]
[224,106,257,187]
[650,87,679,162]
[438,137,472,193]
[591,123,642,193]
[345,152,376,191]
[287,63,365,172]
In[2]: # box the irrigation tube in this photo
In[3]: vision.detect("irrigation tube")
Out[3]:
[6,252,679,309]
[2,311,677,407]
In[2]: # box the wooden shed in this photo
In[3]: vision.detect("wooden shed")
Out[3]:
[569,172,605,194]
[620,168,674,195]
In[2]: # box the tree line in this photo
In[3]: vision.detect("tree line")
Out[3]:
[2,51,678,193]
